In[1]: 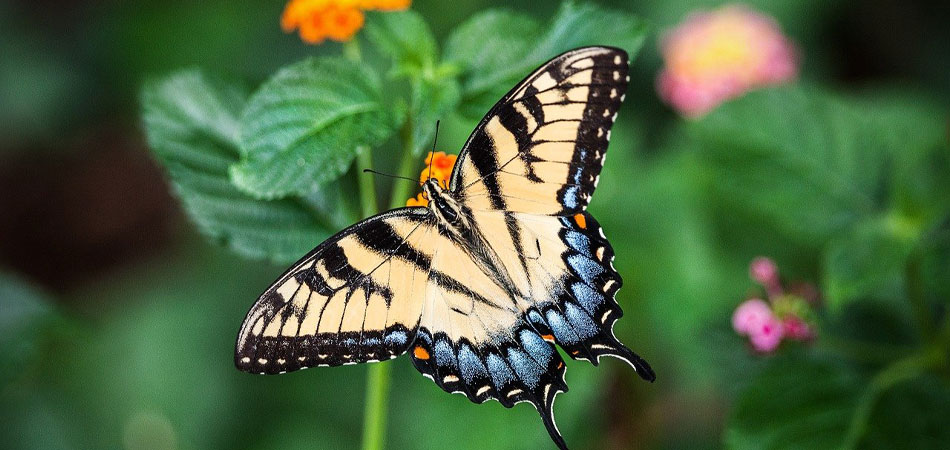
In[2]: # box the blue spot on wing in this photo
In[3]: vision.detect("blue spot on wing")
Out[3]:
[564,230,592,253]
[567,253,604,285]
[570,164,584,184]
[562,186,579,209]
[519,329,554,367]
[564,303,598,339]
[457,344,488,384]
[385,330,407,347]
[545,309,579,344]
[434,339,457,367]
[486,353,515,389]
[570,282,605,315]
[507,348,542,389]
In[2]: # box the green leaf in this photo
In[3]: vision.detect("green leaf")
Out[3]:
[0,272,55,386]
[232,57,395,199]
[859,375,950,449]
[407,72,461,155]
[448,2,649,117]
[141,69,337,262]
[725,357,863,450]
[822,215,920,311]
[443,8,541,78]
[690,86,883,243]
[690,85,949,247]
[364,10,438,75]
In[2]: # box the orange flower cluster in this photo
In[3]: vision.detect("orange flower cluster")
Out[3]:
[281,0,411,44]
[406,151,457,207]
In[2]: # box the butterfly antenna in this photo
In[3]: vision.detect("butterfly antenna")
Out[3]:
[426,120,440,182]
[362,169,421,185]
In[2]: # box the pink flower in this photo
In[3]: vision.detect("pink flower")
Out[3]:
[732,298,773,335]
[749,316,785,352]
[749,256,779,289]
[657,4,798,117]
[781,316,813,341]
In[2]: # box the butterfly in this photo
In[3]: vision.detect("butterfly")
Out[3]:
[235,46,655,449]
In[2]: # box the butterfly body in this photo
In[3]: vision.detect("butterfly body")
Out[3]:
[236,46,654,450]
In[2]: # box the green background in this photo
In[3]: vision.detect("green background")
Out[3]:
[1,1,948,449]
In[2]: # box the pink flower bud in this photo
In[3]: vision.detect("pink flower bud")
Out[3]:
[732,298,772,335]
[781,316,813,341]
[749,316,785,352]
[749,257,779,287]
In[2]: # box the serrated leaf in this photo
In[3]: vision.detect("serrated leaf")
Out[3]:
[232,57,394,199]
[141,70,337,262]
[690,86,889,244]
[443,9,541,77]
[364,10,437,74]
[448,2,649,117]
[725,357,863,450]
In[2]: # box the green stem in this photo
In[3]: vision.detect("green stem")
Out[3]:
[906,249,937,342]
[841,348,943,449]
[357,147,378,216]
[343,39,362,63]
[356,143,387,450]
[388,114,419,209]
[362,362,392,450]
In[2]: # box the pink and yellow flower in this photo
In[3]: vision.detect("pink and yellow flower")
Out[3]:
[657,5,798,117]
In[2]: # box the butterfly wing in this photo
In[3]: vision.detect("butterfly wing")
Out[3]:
[235,208,439,374]
[407,47,652,449]
[450,46,628,215]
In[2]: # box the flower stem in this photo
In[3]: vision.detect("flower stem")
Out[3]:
[388,111,419,209]
[362,362,392,450]
[357,147,378,216]
[356,144,387,450]
[841,348,943,449]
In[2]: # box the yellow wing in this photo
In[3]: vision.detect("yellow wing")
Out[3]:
[235,208,438,374]
[450,47,629,215]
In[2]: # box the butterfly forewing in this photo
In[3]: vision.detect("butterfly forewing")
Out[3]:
[235,209,438,373]
[451,47,629,215]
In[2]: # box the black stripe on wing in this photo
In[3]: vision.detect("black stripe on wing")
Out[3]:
[545,212,654,380]
[451,46,630,215]
[235,208,433,374]
[408,324,570,449]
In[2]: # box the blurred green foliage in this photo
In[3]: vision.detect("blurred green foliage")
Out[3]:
[2,0,949,449]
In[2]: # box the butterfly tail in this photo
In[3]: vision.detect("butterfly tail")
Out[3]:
[609,343,657,382]
[537,383,570,450]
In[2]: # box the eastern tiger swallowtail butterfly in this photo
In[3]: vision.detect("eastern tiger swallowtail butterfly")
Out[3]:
[235,46,655,449]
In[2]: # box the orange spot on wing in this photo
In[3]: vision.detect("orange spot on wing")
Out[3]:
[557,362,564,369]
[571,350,580,355]
[541,334,555,343]
[574,213,587,229]
[413,346,430,360]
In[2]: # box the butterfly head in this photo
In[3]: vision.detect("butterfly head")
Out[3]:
[422,178,463,226]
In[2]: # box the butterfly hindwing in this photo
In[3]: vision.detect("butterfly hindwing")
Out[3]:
[452,47,629,215]
[235,209,438,374]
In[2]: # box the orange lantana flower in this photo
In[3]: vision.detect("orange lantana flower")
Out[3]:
[281,0,411,44]
[406,151,457,207]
